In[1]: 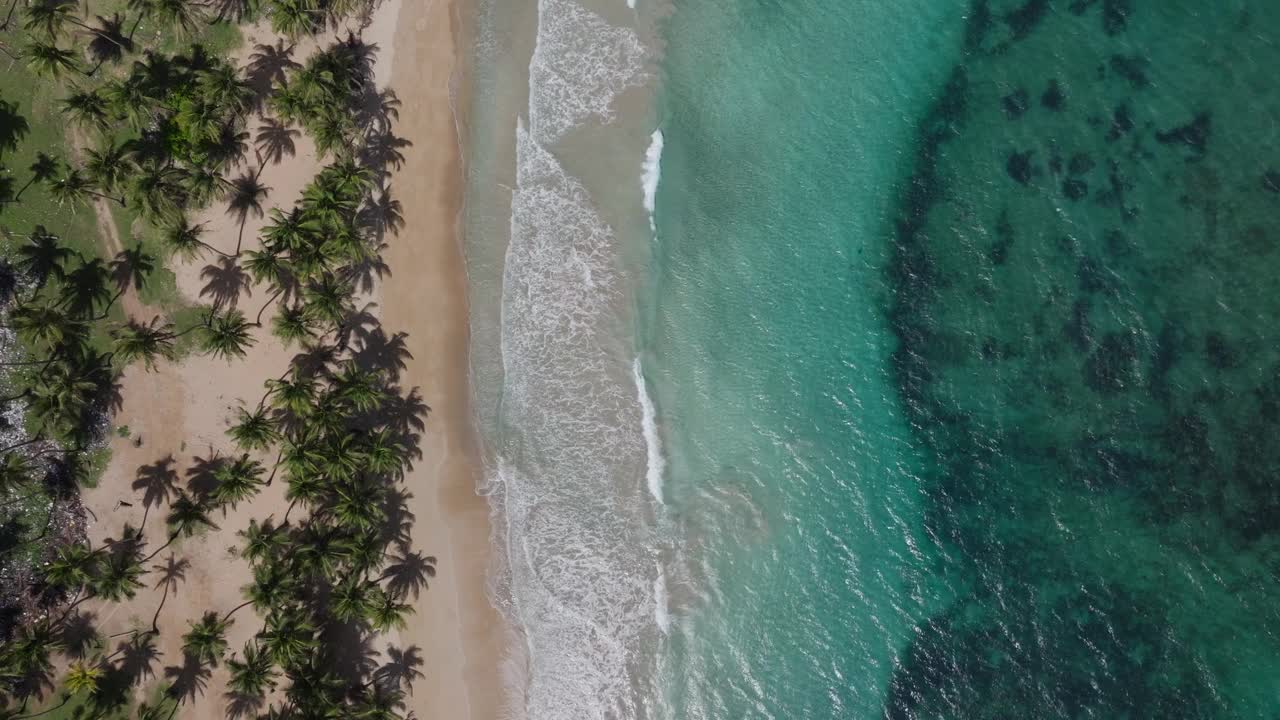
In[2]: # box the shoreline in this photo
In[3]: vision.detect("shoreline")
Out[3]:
[381,0,508,718]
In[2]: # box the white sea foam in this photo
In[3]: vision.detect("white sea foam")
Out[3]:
[492,1,663,716]
[653,563,671,634]
[632,357,665,504]
[496,122,661,720]
[527,0,649,142]
[641,129,664,234]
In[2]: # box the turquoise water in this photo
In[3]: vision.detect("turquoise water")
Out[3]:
[642,1,1280,718]
[649,1,965,717]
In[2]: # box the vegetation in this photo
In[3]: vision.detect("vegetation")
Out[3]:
[0,0,425,718]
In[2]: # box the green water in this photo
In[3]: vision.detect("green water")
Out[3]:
[647,1,1280,717]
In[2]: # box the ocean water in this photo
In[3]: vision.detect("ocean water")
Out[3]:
[465,1,1280,718]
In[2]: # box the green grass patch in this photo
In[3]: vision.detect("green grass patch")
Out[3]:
[0,479,55,566]
[0,35,111,263]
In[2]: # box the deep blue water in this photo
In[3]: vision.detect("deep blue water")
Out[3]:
[643,1,1280,717]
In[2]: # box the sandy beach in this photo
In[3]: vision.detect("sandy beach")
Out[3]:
[76,0,504,717]
[381,0,508,717]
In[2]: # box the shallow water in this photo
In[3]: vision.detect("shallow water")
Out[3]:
[465,1,1280,717]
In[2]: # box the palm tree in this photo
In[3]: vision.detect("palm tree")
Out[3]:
[127,163,187,224]
[92,553,144,603]
[3,621,60,704]
[334,364,384,413]
[329,576,372,624]
[182,166,230,207]
[12,152,61,202]
[164,491,215,542]
[196,63,254,118]
[102,77,152,129]
[201,308,256,360]
[84,142,133,196]
[42,543,99,597]
[28,359,99,436]
[209,454,264,511]
[158,216,223,261]
[259,608,316,667]
[268,0,318,39]
[227,561,295,619]
[301,274,353,328]
[24,40,82,79]
[112,317,176,371]
[22,0,74,39]
[365,588,412,633]
[226,641,277,697]
[62,661,103,694]
[229,406,279,452]
[270,303,313,347]
[127,0,204,37]
[181,612,230,667]
[0,452,31,496]
[265,371,316,417]
[237,517,286,565]
[10,303,80,349]
[46,168,123,208]
[143,491,214,560]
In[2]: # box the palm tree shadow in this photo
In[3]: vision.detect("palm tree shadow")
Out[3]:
[224,691,264,719]
[358,131,411,183]
[116,630,161,686]
[376,644,425,695]
[345,243,391,295]
[58,610,100,659]
[132,455,179,528]
[0,97,29,161]
[163,652,212,705]
[378,486,415,553]
[86,13,133,66]
[351,327,412,381]
[245,40,299,104]
[380,549,435,601]
[186,454,228,503]
[255,117,299,167]
[378,386,429,465]
[199,257,253,310]
[109,245,156,295]
[320,622,380,686]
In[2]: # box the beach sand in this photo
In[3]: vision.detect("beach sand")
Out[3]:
[76,0,503,717]
[381,0,508,717]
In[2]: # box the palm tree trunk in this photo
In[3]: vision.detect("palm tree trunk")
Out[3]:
[151,581,170,634]
[221,598,254,623]
[68,18,129,51]
[141,532,178,563]
[264,447,284,486]
[12,175,38,202]
[253,286,286,326]
[0,0,21,31]
[13,694,72,719]
[0,388,30,404]
[0,435,44,453]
